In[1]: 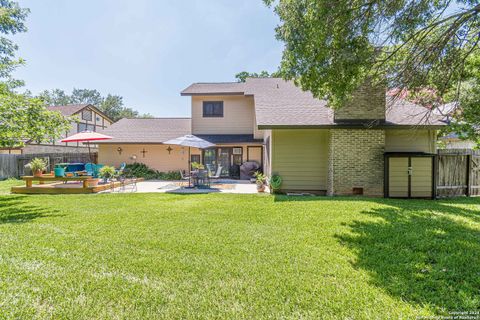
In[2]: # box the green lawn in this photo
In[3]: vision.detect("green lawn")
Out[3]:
[0,180,479,319]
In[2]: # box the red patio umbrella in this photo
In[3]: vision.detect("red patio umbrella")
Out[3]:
[61,131,113,162]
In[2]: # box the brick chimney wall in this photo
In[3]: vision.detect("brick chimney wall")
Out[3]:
[334,81,386,123]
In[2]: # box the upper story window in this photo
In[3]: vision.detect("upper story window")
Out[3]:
[78,123,95,132]
[82,109,93,121]
[203,101,223,117]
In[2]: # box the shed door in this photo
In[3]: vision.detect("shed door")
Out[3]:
[388,157,409,197]
[388,156,434,198]
[411,157,433,198]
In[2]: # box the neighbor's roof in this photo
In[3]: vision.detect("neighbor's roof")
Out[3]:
[97,118,191,143]
[47,104,89,117]
[47,104,114,123]
[181,82,246,96]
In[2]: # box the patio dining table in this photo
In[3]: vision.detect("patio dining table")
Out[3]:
[190,170,210,188]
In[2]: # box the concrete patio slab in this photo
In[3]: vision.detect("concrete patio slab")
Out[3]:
[101,179,268,194]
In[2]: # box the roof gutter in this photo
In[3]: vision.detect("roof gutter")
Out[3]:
[180,92,246,96]
[257,124,446,130]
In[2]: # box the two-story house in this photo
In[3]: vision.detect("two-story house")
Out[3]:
[13,104,113,154]
[97,78,446,198]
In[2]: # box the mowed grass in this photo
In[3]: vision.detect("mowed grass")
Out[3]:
[0,181,479,319]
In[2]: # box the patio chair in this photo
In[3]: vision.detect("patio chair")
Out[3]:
[179,169,190,180]
[94,164,104,178]
[196,169,210,188]
[85,163,95,177]
[179,170,191,187]
[208,166,222,180]
[115,162,126,175]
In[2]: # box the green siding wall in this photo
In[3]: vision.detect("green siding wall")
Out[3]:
[272,129,329,191]
[385,129,436,153]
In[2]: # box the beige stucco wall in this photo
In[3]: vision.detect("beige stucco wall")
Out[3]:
[246,146,262,166]
[98,143,263,173]
[253,109,264,139]
[271,129,329,191]
[98,144,201,172]
[385,129,436,153]
[191,95,255,134]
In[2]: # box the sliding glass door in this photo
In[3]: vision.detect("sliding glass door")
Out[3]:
[202,147,243,178]
[217,148,231,177]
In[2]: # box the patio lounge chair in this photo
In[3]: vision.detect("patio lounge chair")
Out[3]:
[208,166,222,180]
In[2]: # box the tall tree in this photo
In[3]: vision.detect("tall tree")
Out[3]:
[38,88,152,122]
[443,51,480,145]
[38,89,72,106]
[235,70,277,82]
[70,88,103,106]
[0,94,71,149]
[0,0,28,91]
[264,0,480,108]
[0,1,71,151]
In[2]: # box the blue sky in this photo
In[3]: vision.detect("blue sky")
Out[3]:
[13,0,283,117]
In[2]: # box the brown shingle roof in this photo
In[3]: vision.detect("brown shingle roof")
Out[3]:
[244,78,445,128]
[96,118,191,143]
[245,78,334,127]
[47,104,89,117]
[385,97,445,126]
[181,82,246,96]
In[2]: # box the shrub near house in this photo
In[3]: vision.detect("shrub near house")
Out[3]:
[124,163,181,180]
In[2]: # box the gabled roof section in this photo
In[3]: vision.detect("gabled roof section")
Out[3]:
[96,118,191,144]
[47,104,89,117]
[47,104,114,123]
[181,82,246,96]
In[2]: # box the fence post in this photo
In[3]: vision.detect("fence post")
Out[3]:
[466,154,472,197]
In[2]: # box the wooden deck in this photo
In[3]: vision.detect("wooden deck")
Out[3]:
[11,178,143,194]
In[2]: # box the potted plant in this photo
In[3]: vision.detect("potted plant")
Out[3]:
[191,162,204,171]
[99,165,116,183]
[26,158,47,177]
[86,177,100,187]
[253,171,267,193]
[270,174,282,194]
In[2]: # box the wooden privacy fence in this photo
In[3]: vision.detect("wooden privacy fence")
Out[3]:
[0,152,97,179]
[0,155,18,180]
[437,149,480,197]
